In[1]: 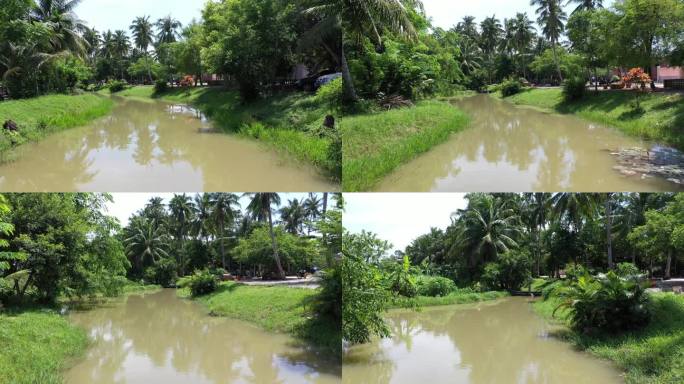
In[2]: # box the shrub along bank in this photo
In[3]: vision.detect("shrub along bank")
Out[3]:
[534,277,684,384]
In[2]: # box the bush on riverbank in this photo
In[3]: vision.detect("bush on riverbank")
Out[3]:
[0,94,113,160]
[341,100,470,191]
[177,270,217,297]
[501,88,684,149]
[0,310,88,384]
[535,292,684,384]
[416,275,457,297]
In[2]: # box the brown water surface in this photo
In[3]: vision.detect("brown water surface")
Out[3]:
[0,97,336,192]
[64,289,341,384]
[343,297,623,384]
[375,95,681,192]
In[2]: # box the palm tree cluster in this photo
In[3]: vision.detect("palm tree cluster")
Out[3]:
[405,193,683,285]
[123,193,332,282]
[0,0,185,97]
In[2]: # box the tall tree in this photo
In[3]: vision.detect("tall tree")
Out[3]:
[155,15,182,44]
[246,193,285,279]
[169,194,195,275]
[129,15,154,81]
[307,0,423,102]
[124,217,169,277]
[531,0,567,81]
[513,13,536,79]
[209,193,240,270]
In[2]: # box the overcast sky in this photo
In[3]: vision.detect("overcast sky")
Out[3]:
[105,193,313,227]
[75,0,204,33]
[344,193,467,253]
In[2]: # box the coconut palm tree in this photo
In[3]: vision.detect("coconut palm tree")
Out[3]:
[155,16,182,44]
[209,193,240,270]
[454,194,522,271]
[169,194,195,275]
[304,0,423,102]
[513,13,536,79]
[246,193,285,279]
[456,15,479,41]
[129,15,154,81]
[458,38,483,75]
[479,16,502,84]
[192,194,213,246]
[124,217,169,276]
[531,0,567,82]
[303,193,322,235]
[31,0,87,55]
[280,199,306,235]
[82,27,100,65]
[551,193,599,265]
[112,30,130,79]
[567,0,603,14]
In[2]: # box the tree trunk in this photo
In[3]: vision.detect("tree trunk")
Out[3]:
[665,248,672,280]
[340,44,358,102]
[552,43,563,83]
[606,194,613,270]
[219,219,226,269]
[268,208,286,279]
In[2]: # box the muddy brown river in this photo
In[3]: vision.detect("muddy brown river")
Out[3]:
[375,95,682,192]
[0,97,336,192]
[343,297,623,384]
[64,289,341,384]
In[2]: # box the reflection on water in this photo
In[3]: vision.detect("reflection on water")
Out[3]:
[375,95,681,192]
[0,97,336,192]
[65,289,341,384]
[343,298,623,384]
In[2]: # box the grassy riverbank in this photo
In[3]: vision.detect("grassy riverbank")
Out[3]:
[0,310,88,384]
[341,100,470,191]
[179,282,339,352]
[112,86,339,180]
[390,290,509,309]
[0,94,113,161]
[500,88,684,149]
[534,293,684,384]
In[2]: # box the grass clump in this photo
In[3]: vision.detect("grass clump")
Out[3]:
[341,100,470,191]
[0,310,88,384]
[0,94,113,160]
[502,88,684,149]
[534,292,684,384]
[180,281,339,352]
[389,289,508,309]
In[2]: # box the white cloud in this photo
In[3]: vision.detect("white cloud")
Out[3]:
[343,193,467,252]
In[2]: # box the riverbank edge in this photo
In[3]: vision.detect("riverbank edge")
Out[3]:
[109,86,340,182]
[0,94,114,163]
[494,88,684,150]
[341,99,471,191]
[177,282,340,354]
[388,290,509,309]
[0,282,160,384]
[532,293,684,384]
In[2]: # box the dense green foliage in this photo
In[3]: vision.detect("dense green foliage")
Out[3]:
[177,269,218,297]
[415,275,457,297]
[562,75,587,101]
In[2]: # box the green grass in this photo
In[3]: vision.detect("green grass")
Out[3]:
[0,310,88,384]
[533,293,684,384]
[117,86,338,179]
[389,290,509,309]
[179,282,339,353]
[0,94,113,161]
[341,100,470,191]
[501,88,684,149]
